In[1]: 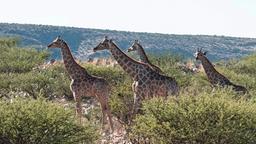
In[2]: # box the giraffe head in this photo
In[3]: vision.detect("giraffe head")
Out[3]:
[47,36,67,49]
[127,40,140,52]
[93,36,111,52]
[194,48,207,60]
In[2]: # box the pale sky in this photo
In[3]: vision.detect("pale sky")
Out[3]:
[1,0,256,38]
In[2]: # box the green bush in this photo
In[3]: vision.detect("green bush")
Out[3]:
[0,65,71,99]
[0,37,18,48]
[84,63,126,85]
[149,53,194,88]
[109,77,134,124]
[0,97,99,144]
[225,54,256,76]
[0,38,48,73]
[130,91,256,144]
[215,54,256,97]
[149,52,181,70]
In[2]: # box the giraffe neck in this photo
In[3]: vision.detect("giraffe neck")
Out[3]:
[201,56,233,86]
[61,44,87,78]
[136,44,150,64]
[109,42,145,79]
[200,56,218,78]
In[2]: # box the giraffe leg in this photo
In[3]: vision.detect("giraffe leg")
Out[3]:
[73,92,82,124]
[132,82,140,115]
[126,92,138,125]
[132,81,136,92]
[105,101,114,132]
[132,92,138,115]
[100,102,107,125]
[98,95,114,132]
[133,91,143,115]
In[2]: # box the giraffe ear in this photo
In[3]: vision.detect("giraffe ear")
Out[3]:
[203,51,207,55]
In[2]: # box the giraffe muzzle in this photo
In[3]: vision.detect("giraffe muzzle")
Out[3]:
[93,47,97,52]
[47,43,53,48]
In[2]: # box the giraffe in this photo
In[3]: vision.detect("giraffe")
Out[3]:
[47,36,114,131]
[127,40,163,73]
[93,37,179,115]
[194,48,247,94]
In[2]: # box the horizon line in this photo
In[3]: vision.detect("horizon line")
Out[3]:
[1,22,255,39]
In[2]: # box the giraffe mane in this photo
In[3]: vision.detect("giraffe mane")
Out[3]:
[57,37,67,46]
[136,42,150,62]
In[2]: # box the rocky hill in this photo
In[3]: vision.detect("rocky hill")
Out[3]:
[0,23,256,61]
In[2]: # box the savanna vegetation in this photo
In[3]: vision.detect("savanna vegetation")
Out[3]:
[0,37,256,143]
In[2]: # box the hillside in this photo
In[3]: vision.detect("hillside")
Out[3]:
[0,23,256,61]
